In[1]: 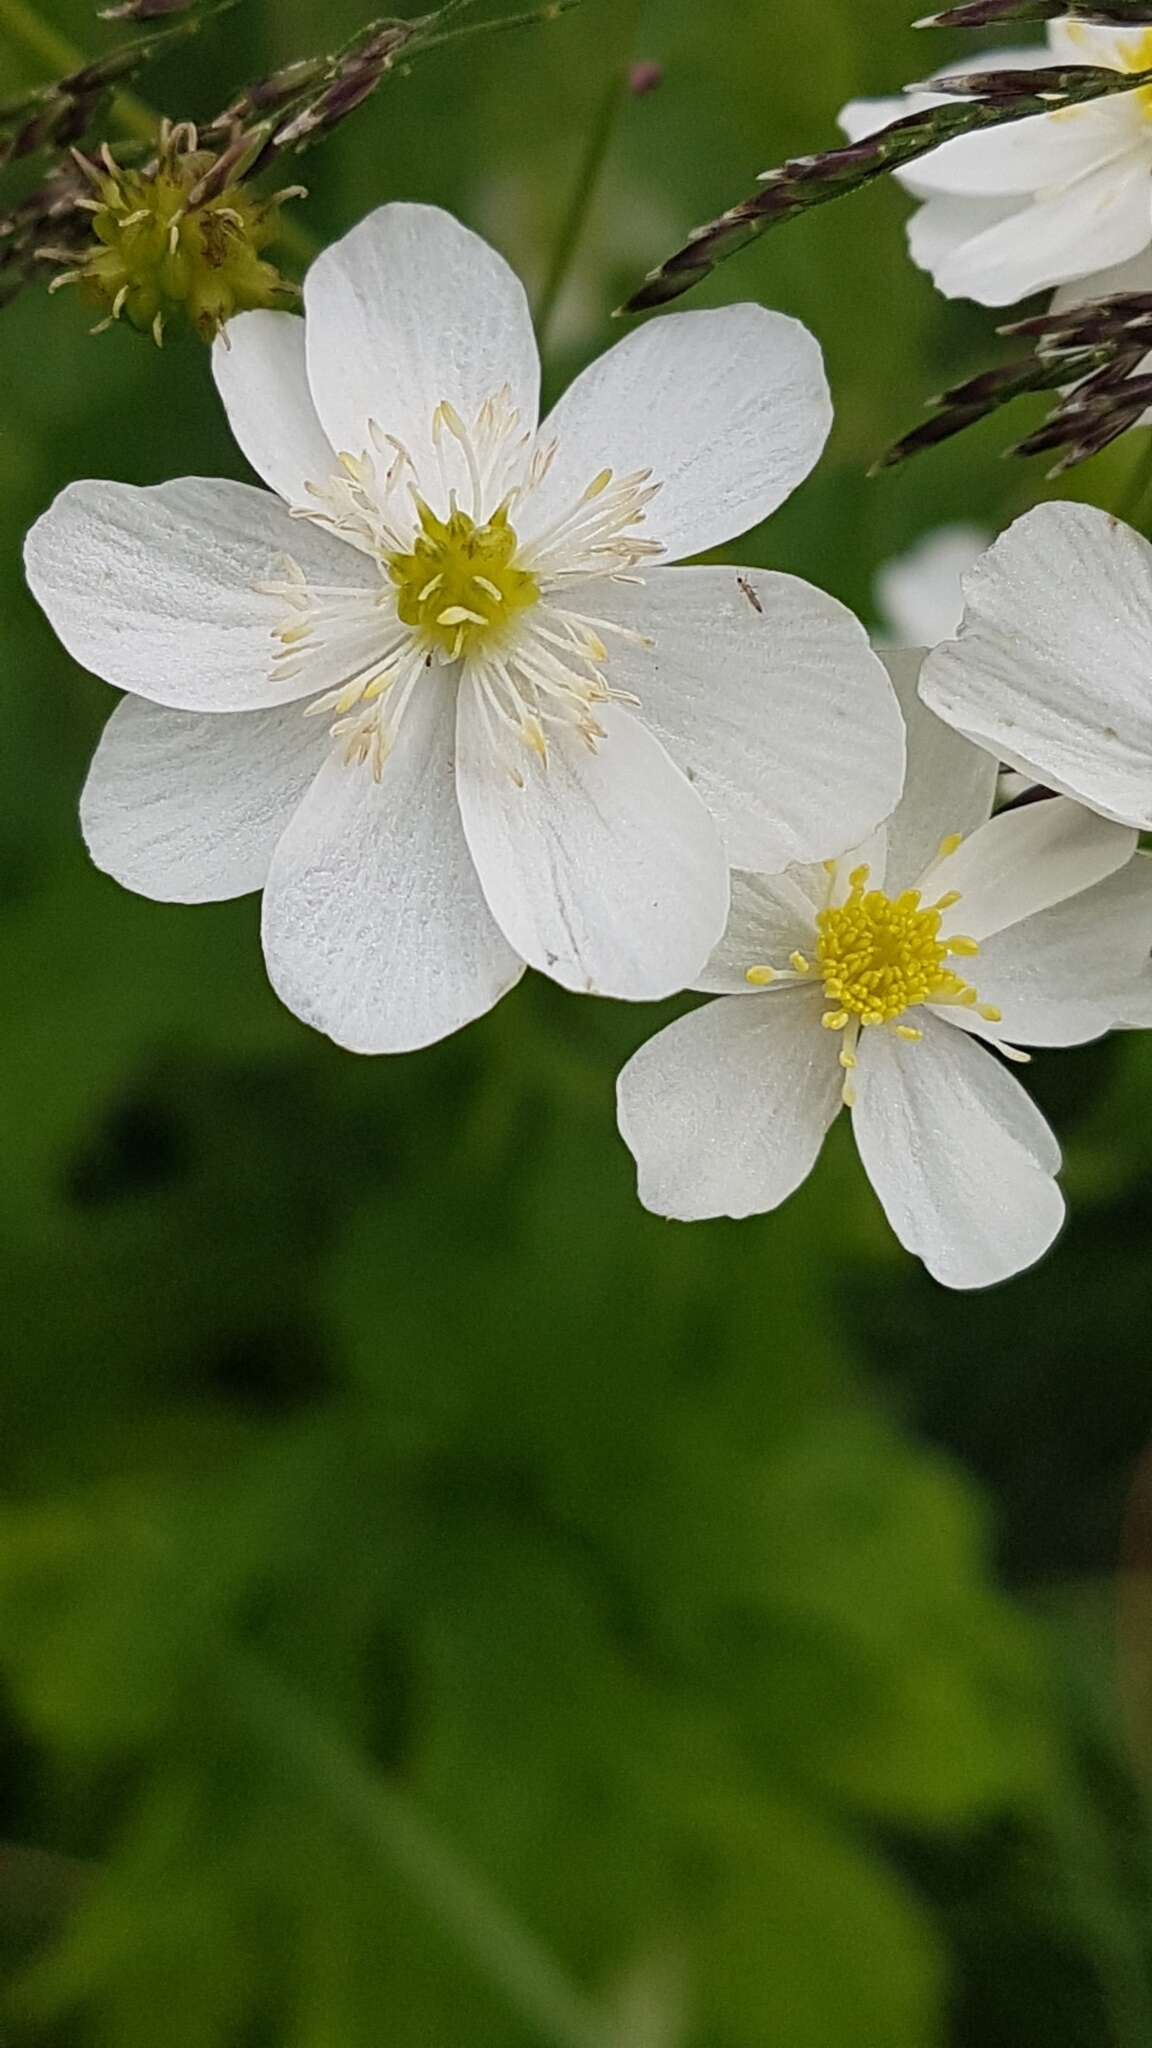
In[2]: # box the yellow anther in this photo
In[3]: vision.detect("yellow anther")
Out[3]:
[745,966,777,987]
[584,469,614,499]
[895,1025,923,1042]
[947,936,980,958]
[933,890,962,911]
[848,864,871,889]
[978,1004,1003,1023]
[822,1010,850,1032]
[789,952,812,975]
[937,833,964,859]
[822,859,838,876]
[811,863,990,1038]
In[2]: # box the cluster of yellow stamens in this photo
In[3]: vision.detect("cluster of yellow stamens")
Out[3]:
[389,500,541,660]
[744,842,1004,1106]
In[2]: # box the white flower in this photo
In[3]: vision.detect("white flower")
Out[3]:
[617,653,1152,1290]
[875,524,989,646]
[25,202,905,1054]
[920,499,1152,830]
[841,26,1152,308]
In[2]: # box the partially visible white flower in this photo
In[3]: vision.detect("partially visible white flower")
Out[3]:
[921,499,1152,830]
[841,27,1152,308]
[875,524,990,646]
[24,202,905,1054]
[617,654,1152,1290]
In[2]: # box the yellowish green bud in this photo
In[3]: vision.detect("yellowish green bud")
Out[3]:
[54,122,300,343]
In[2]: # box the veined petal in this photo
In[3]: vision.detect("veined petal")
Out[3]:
[596,568,904,872]
[24,477,376,712]
[878,649,998,897]
[695,868,824,995]
[523,308,831,565]
[617,987,842,1221]
[456,698,729,1002]
[923,797,1137,941]
[262,676,523,1053]
[941,852,1152,1047]
[303,202,540,483]
[921,501,1152,828]
[853,1014,1065,1290]
[81,697,329,903]
[213,310,337,508]
[932,153,1152,305]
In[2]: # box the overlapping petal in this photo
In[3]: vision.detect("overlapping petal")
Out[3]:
[877,650,998,896]
[921,502,1152,828]
[455,698,729,1002]
[921,797,1137,942]
[617,987,842,1221]
[520,308,831,565]
[930,155,1152,305]
[213,310,337,507]
[852,1015,1065,1289]
[81,697,330,903]
[303,202,540,488]
[262,678,523,1053]
[24,478,376,712]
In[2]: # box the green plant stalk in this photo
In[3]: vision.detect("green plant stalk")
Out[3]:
[232,1654,622,2048]
[535,0,646,346]
[0,0,156,142]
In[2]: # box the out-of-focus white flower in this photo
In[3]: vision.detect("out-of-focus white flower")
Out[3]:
[875,524,990,646]
[921,499,1152,829]
[25,202,905,1054]
[841,27,1152,308]
[617,654,1152,1290]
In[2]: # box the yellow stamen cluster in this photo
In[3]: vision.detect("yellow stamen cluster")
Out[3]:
[389,501,540,660]
[49,125,300,344]
[812,866,984,1029]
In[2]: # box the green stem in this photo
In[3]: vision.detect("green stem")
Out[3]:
[231,1654,620,2048]
[0,0,156,144]
[534,0,646,348]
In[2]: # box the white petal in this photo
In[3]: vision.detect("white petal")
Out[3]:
[213,310,337,507]
[24,478,375,712]
[852,1015,1065,1289]
[924,796,1136,940]
[696,867,825,995]
[262,677,523,1053]
[907,194,1023,277]
[617,987,842,1221]
[456,698,729,1001]
[878,649,998,896]
[303,203,539,484]
[1048,20,1152,66]
[921,501,1152,828]
[874,525,991,648]
[1052,244,1152,311]
[840,50,1063,196]
[932,154,1152,305]
[80,696,329,903]
[946,852,1152,1046]
[523,308,831,565]
[594,568,905,871]
[903,98,1140,199]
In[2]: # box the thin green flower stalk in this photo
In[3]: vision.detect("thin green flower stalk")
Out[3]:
[922,2,1152,23]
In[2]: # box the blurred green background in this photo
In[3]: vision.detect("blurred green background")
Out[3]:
[3,0,1152,2042]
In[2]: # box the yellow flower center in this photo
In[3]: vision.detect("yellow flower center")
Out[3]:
[388,501,541,660]
[814,866,980,1030]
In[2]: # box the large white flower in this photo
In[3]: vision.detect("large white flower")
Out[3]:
[617,654,1152,1290]
[25,203,904,1054]
[841,26,1152,307]
[920,499,1152,830]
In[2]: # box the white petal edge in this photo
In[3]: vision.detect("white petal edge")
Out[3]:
[695,868,825,995]
[456,697,729,1002]
[24,477,376,712]
[262,676,524,1053]
[303,202,540,488]
[596,567,905,873]
[852,1015,1065,1290]
[617,987,842,1221]
[521,307,832,566]
[81,696,331,903]
[877,648,998,896]
[932,153,1152,305]
[925,796,1137,941]
[213,310,337,508]
[921,501,1152,828]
